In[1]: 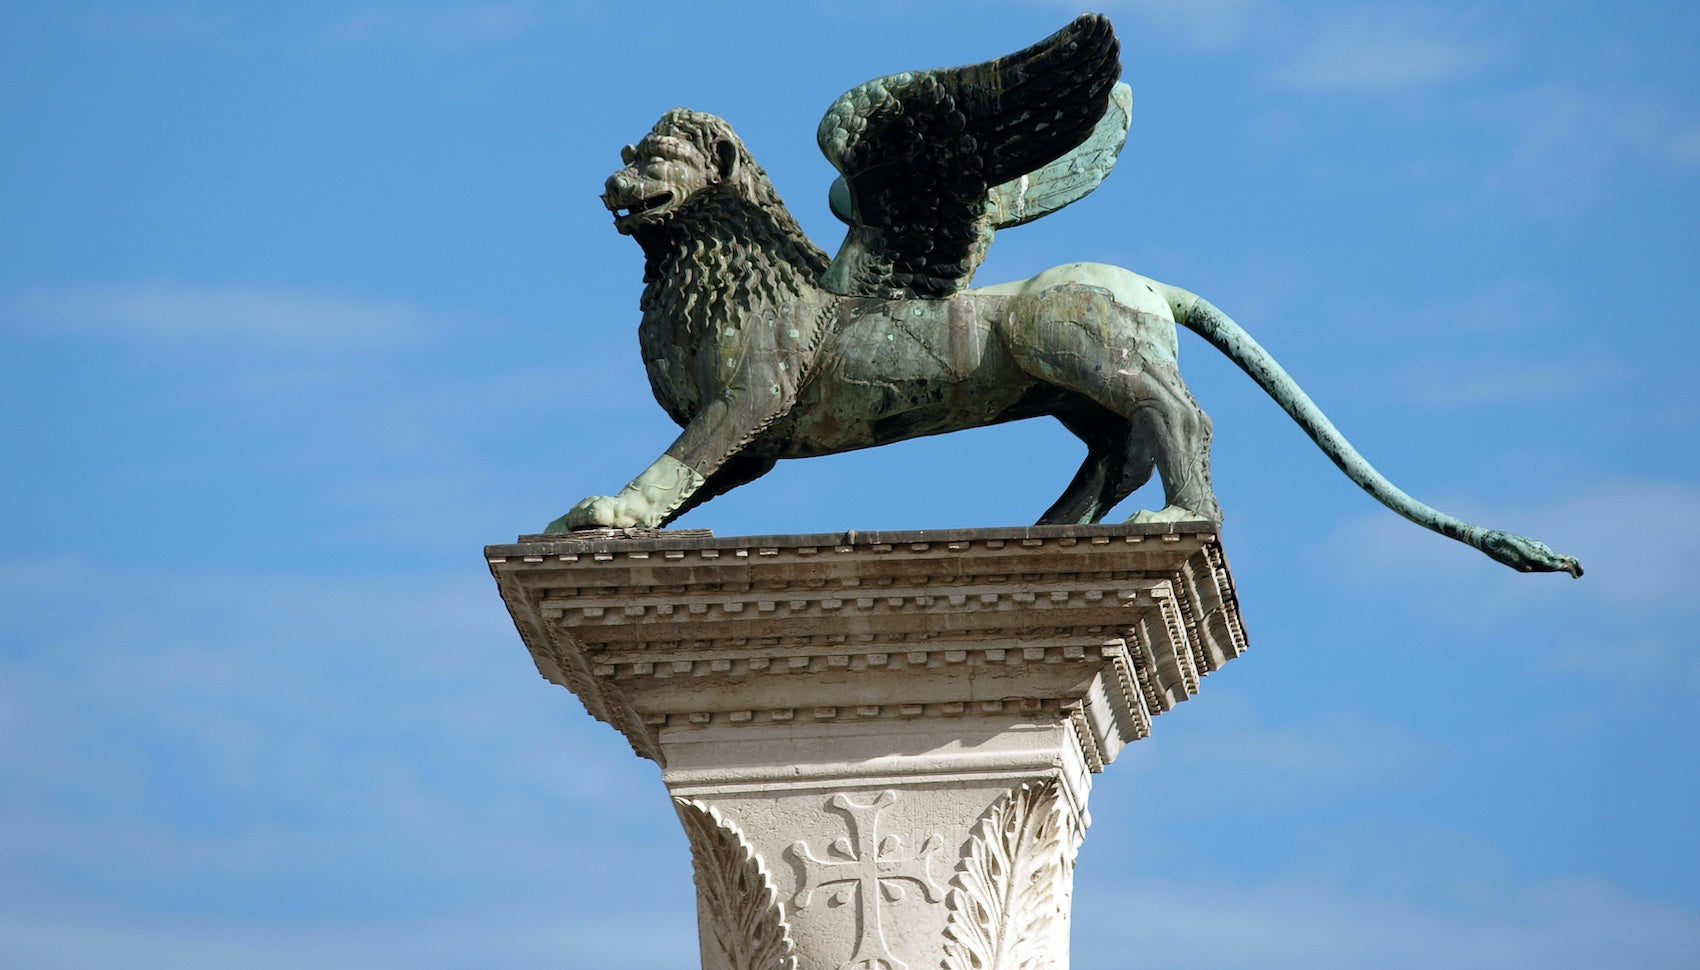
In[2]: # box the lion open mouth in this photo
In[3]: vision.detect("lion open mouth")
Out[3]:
[614,191,673,222]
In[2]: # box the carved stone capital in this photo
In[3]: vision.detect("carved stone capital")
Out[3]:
[490,523,1246,968]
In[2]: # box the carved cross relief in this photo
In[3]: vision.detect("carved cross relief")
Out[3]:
[785,790,946,970]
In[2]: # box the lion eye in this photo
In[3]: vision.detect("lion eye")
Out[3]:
[620,144,638,165]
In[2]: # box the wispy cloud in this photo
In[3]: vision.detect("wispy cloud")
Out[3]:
[1378,280,1561,337]
[0,555,702,963]
[1389,357,1606,407]
[0,560,668,899]
[0,277,653,553]
[1322,478,1700,690]
[1330,478,1700,612]
[0,907,695,970]
[1321,282,1619,407]
[319,3,539,47]
[1076,871,1700,968]
[1053,2,1487,90]
[1479,84,1700,215]
[2,282,427,346]
[1122,690,1444,811]
[1664,125,1700,166]
[1088,0,1265,51]
[83,7,226,41]
[1272,9,1492,93]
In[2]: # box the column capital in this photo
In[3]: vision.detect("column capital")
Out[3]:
[490,522,1248,969]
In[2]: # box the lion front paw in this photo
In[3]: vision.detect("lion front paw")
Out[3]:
[1125,504,1216,525]
[544,457,703,533]
[545,495,646,533]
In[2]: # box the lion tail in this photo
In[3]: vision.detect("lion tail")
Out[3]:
[1158,283,1582,577]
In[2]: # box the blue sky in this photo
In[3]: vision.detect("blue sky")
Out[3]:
[2,1,1696,967]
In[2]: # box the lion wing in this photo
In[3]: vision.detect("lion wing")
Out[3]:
[817,14,1123,299]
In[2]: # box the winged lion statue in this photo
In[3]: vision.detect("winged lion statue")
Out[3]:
[547,14,1582,578]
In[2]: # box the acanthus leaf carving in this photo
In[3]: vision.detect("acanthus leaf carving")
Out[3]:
[675,797,800,970]
[941,778,1079,970]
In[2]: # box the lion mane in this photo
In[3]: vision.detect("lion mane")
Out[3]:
[635,109,829,339]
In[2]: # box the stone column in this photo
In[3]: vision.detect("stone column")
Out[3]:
[488,523,1245,970]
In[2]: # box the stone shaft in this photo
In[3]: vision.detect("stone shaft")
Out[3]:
[489,523,1246,970]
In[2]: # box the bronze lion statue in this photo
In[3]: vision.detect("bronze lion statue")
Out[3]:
[549,15,1581,577]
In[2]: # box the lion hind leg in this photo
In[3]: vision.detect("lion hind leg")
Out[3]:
[1126,371,1221,524]
[1038,410,1154,525]
[1006,291,1220,525]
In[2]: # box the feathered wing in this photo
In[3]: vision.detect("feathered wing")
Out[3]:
[829,81,1134,232]
[818,13,1123,299]
[982,79,1132,229]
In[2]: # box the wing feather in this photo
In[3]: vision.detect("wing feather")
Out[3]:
[818,14,1122,298]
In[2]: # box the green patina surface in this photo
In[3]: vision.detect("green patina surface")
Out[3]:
[548,15,1582,578]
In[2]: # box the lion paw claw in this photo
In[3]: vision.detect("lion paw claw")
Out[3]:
[1125,504,1213,525]
[546,495,645,533]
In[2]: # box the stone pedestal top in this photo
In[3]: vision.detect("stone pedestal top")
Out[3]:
[488,522,1247,771]
[493,523,1251,774]
[489,522,1247,970]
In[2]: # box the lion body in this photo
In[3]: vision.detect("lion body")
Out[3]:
[557,111,1218,530]
[766,273,1184,460]
[546,91,1583,575]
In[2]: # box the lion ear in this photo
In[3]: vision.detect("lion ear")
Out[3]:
[715,139,738,181]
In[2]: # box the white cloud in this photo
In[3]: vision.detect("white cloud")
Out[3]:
[1272,10,1491,93]
[1075,872,1700,969]
[3,282,427,346]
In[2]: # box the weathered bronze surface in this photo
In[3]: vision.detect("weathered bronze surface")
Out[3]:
[550,14,1581,577]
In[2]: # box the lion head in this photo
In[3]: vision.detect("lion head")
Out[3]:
[603,109,793,236]
[609,109,829,316]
